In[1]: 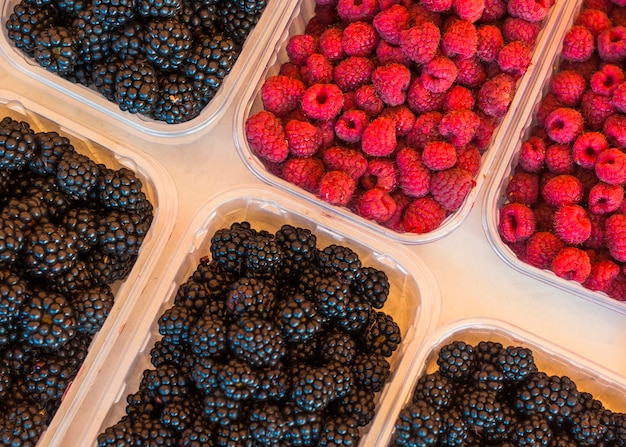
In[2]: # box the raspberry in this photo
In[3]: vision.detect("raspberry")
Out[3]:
[420,0,452,13]
[406,111,443,150]
[597,26,626,62]
[380,105,416,136]
[554,204,592,245]
[361,116,397,157]
[318,28,344,64]
[354,84,384,115]
[429,168,475,211]
[318,170,357,206]
[301,83,344,121]
[454,57,487,88]
[342,21,379,57]
[497,40,532,79]
[498,202,536,243]
[542,174,584,207]
[611,82,626,112]
[452,0,485,22]
[373,4,410,45]
[333,56,374,91]
[476,25,504,63]
[504,18,541,47]
[371,63,412,106]
[439,109,481,147]
[545,143,574,174]
[285,120,322,157]
[533,201,555,231]
[422,56,459,93]
[422,141,458,171]
[337,0,379,22]
[407,77,446,113]
[402,197,447,234]
[362,158,398,191]
[526,231,565,269]
[535,93,564,128]
[407,3,442,27]
[399,23,441,65]
[573,132,609,169]
[376,39,412,66]
[357,188,397,223]
[305,53,334,84]
[396,147,431,198]
[576,8,612,37]
[559,53,601,81]
[606,271,626,301]
[443,86,475,112]
[482,0,508,21]
[282,157,325,193]
[477,72,516,118]
[506,171,540,205]
[562,25,595,62]
[544,107,584,144]
[261,75,306,116]
[589,182,624,214]
[334,109,369,143]
[552,247,592,282]
[518,135,547,172]
[583,0,613,12]
[584,258,620,292]
[507,0,550,22]
[442,19,478,60]
[245,111,289,163]
[287,34,318,65]
[606,213,626,261]
[472,112,498,151]
[594,147,626,185]
[548,70,586,106]
[581,90,616,130]
[590,63,624,96]
[603,113,626,148]
[322,146,368,180]
[456,144,482,176]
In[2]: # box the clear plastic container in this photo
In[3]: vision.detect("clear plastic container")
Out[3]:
[56,184,441,446]
[373,317,626,446]
[0,89,178,445]
[233,0,570,244]
[0,0,297,143]
[481,1,626,315]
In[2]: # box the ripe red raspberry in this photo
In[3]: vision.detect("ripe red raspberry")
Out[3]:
[506,170,540,205]
[584,258,620,292]
[318,170,357,206]
[583,0,614,12]
[606,271,626,302]
[355,84,384,115]
[576,8,612,37]
[507,0,549,22]
[333,56,374,92]
[562,25,595,63]
[443,86,475,112]
[518,135,547,172]
[245,111,289,163]
[282,156,326,193]
[421,0,452,13]
[260,75,306,116]
[301,83,344,121]
[362,158,398,191]
[442,19,478,60]
[380,105,416,137]
[407,3,442,27]
[286,34,318,65]
[399,23,441,65]
[407,77,446,113]
[533,202,555,231]
[322,146,368,180]
[337,0,379,22]
[318,119,336,147]
[279,62,303,81]
[554,204,592,245]
[542,174,584,207]
[589,182,624,214]
[544,107,584,144]
[373,4,410,45]
[548,70,586,107]
[603,113,626,148]
[476,25,504,63]
[606,213,626,261]
[498,202,536,242]
[371,63,412,106]
[396,147,431,198]
[590,63,625,96]
[502,17,541,46]
[455,57,487,88]
[439,109,481,147]
[572,131,609,169]
[472,112,498,151]
[611,82,626,112]
[406,111,443,150]
[559,54,602,82]
[477,72,516,118]
[552,247,592,283]
[376,39,412,66]
[545,143,574,174]
[362,116,397,157]
[497,40,532,79]
[597,26,626,62]
[305,53,334,84]
[342,21,379,57]
[456,145,482,176]
[581,90,616,131]
[421,56,459,93]
[594,147,626,184]
[422,141,458,171]
[357,188,397,223]
[319,27,345,63]
[525,231,565,269]
[430,168,476,211]
[482,0,507,21]
[452,0,485,22]
[402,197,447,234]
[285,120,322,157]
[334,109,369,143]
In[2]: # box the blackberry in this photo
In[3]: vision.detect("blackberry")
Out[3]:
[334,293,371,332]
[0,363,11,400]
[350,265,390,309]
[73,285,115,335]
[242,232,284,274]
[0,116,37,170]
[474,340,504,365]
[333,385,376,427]
[274,224,317,277]
[82,249,137,285]
[214,421,254,447]
[460,389,503,432]
[150,337,188,368]
[55,331,91,371]
[511,414,553,447]
[160,399,198,432]
[24,354,75,404]
[291,366,337,413]
[283,404,323,446]
[179,0,218,35]
[97,209,150,257]
[129,414,177,446]
[0,220,24,266]
[393,400,442,447]
[173,277,212,315]
[319,329,357,364]
[3,402,50,447]
[56,151,99,200]
[187,311,227,359]
[19,289,77,350]
[153,73,203,124]
[48,259,92,296]
[227,315,286,367]
[275,293,323,343]
[1,341,37,375]
[22,222,78,279]
[142,363,190,406]
[110,21,145,60]
[34,26,78,75]
[61,207,99,253]
[437,340,476,381]
[143,18,193,71]
[6,1,59,56]
[158,305,196,345]
[351,353,390,392]
[191,257,236,292]
[317,244,362,283]
[114,57,159,114]
[210,221,255,273]
[412,371,455,411]
[62,61,95,86]
[570,409,610,447]
[551,430,579,447]
[25,175,70,220]
[73,7,111,64]
[248,403,288,445]
[138,0,182,17]
[0,196,48,232]
[233,0,266,14]
[217,357,260,400]
[440,407,469,447]
[179,421,214,446]
[203,389,241,426]
[318,416,361,447]
[216,1,261,47]
[56,0,88,15]
[360,310,401,357]
[315,275,350,319]
[251,363,288,402]
[29,130,76,176]
[190,355,219,394]
[225,276,274,318]
[473,362,505,393]
[497,345,538,382]
[0,269,28,325]
[93,0,137,28]
[125,387,160,422]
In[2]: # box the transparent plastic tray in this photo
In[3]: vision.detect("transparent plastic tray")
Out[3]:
[58,184,441,446]
[481,1,626,315]
[374,317,626,446]
[0,89,178,446]
[0,0,296,143]
[234,0,570,244]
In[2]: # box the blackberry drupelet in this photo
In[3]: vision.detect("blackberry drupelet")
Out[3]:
[143,18,192,71]
[73,285,115,335]
[19,289,77,350]
[412,371,455,411]
[360,310,401,357]
[153,73,203,124]
[29,130,76,176]
[291,366,337,413]
[73,7,111,64]
[497,345,538,382]
[0,269,28,325]
[0,116,37,170]
[437,340,476,381]
[92,0,137,28]
[227,314,285,367]
[34,26,78,75]
[318,416,361,447]
[0,220,24,266]
[393,400,442,447]
[315,275,350,320]
[158,304,196,345]
[210,221,255,273]
[317,243,362,283]
[351,352,390,392]
[6,1,59,56]
[511,413,553,447]
[61,207,99,253]
[114,56,159,114]
[137,0,181,18]
[319,329,357,364]
[187,311,227,359]
[225,276,274,318]
[97,209,150,257]
[21,222,78,278]
[275,293,323,343]
[274,224,317,278]
[217,357,260,401]
[56,151,99,200]
[351,265,390,309]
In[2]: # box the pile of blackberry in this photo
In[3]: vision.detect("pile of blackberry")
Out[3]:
[5,0,267,124]
[0,116,154,446]
[393,340,626,447]
[97,221,401,446]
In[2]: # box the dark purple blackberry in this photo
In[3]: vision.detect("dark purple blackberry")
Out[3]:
[284,338,318,366]
[233,0,266,14]
[551,430,579,447]
[56,0,88,15]
[350,265,390,309]
[210,221,255,273]
[412,371,455,411]
[290,366,336,413]
[218,357,260,401]
[227,315,285,367]
[473,362,505,393]
[474,340,504,365]
[160,398,199,433]
[158,305,196,345]
[248,403,289,445]
[190,355,219,395]
[153,73,203,124]
[315,275,350,320]
[6,1,59,56]
[437,340,476,381]
[319,329,357,364]
[21,222,78,279]
[97,209,150,257]
[150,337,188,368]
[440,407,469,447]
[62,61,95,86]
[333,385,376,427]
[351,353,390,392]
[55,332,91,371]
[334,293,371,333]
[34,26,78,75]
[45,256,93,293]
[1,341,37,375]
[19,289,77,350]
[114,57,159,114]
[511,414,553,447]
[73,285,115,335]
[327,361,354,401]
[460,389,503,433]
[393,400,442,447]
[252,363,288,402]
[173,277,212,316]
[241,231,284,275]
[138,0,181,17]
[73,7,111,64]
[82,249,137,285]
[93,0,137,28]
[275,293,323,343]
[360,310,401,357]
[191,257,236,292]
[203,389,241,426]
[274,224,317,277]
[0,196,48,233]
[61,207,99,253]
[317,244,362,283]
[143,17,192,71]
[179,421,214,446]
[129,414,177,446]
[29,130,76,176]
[3,402,50,447]
[125,387,160,421]
[25,175,70,221]
[318,416,361,447]
[214,421,254,447]
[0,116,37,170]
[110,21,145,60]
[179,0,218,35]
[55,151,99,201]
[141,363,190,406]
[24,354,75,405]
[225,276,274,318]
[570,409,610,447]
[283,404,323,446]
[497,345,538,382]
[0,269,28,326]
[0,220,24,267]
[0,363,11,400]
[187,311,227,359]
[216,1,261,46]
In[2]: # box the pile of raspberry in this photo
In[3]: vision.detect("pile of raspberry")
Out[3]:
[245,0,554,234]
[497,0,626,302]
